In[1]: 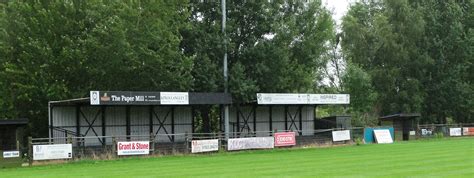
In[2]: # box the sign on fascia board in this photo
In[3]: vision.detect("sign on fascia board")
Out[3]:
[257,93,350,105]
[90,91,188,105]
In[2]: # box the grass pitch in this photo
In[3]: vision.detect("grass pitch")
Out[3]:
[1,138,473,177]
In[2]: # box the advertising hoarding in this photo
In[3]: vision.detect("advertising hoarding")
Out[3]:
[117,141,150,156]
[227,137,274,151]
[191,139,219,153]
[449,128,462,136]
[274,132,296,147]
[373,130,393,144]
[332,130,351,142]
[463,127,474,136]
[2,151,20,158]
[33,144,73,160]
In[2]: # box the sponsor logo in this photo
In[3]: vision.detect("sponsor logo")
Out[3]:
[100,92,111,101]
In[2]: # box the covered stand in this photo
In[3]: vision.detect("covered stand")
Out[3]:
[49,91,231,146]
[379,113,420,141]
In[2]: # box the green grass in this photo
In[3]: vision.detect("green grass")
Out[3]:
[1,138,473,177]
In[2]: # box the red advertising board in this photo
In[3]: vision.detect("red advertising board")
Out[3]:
[463,127,474,136]
[274,132,296,147]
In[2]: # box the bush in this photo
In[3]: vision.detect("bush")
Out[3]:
[355,138,363,146]
[434,132,444,139]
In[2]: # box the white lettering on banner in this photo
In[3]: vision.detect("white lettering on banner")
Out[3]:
[33,144,73,160]
[191,139,219,153]
[160,92,189,105]
[449,128,462,136]
[332,130,351,142]
[2,151,20,158]
[373,130,393,144]
[257,93,350,104]
[274,132,296,147]
[227,137,274,151]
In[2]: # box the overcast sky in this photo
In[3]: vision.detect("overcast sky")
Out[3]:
[322,0,354,25]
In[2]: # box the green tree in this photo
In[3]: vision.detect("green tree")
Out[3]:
[0,1,192,137]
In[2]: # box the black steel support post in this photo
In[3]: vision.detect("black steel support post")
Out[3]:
[76,106,81,146]
[299,106,303,136]
[314,105,317,135]
[219,105,223,132]
[101,106,106,146]
[149,106,153,136]
[126,106,131,140]
[236,106,240,135]
[191,107,195,133]
[253,105,256,135]
[49,105,54,141]
[269,106,273,132]
[284,106,288,131]
[171,107,175,142]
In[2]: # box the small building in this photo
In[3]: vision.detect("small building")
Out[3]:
[0,119,28,151]
[379,113,420,141]
[314,115,352,129]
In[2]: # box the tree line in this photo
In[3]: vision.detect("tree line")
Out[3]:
[0,0,471,137]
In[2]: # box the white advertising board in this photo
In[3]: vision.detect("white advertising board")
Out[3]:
[373,130,393,144]
[117,141,150,156]
[227,137,274,151]
[449,128,462,136]
[257,93,309,104]
[191,139,219,153]
[332,130,351,142]
[257,93,350,105]
[33,144,72,160]
[309,94,350,104]
[160,92,189,105]
[2,151,20,158]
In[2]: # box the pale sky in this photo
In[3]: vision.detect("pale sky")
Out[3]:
[322,0,353,25]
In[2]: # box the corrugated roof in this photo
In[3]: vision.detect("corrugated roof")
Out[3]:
[379,113,421,120]
[0,118,28,125]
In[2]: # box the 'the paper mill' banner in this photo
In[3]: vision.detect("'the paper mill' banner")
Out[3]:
[449,128,462,136]
[117,141,150,156]
[191,139,219,153]
[332,130,351,142]
[90,91,189,105]
[227,137,274,151]
[33,144,72,160]
[257,93,349,105]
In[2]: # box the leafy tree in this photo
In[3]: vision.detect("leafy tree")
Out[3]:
[0,1,192,137]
